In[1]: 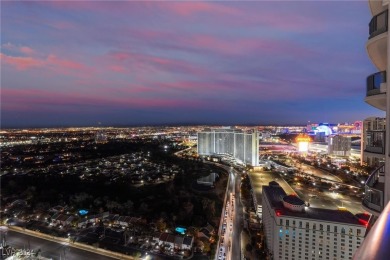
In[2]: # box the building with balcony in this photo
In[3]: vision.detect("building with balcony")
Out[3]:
[262,182,366,260]
[352,1,390,259]
[197,128,259,166]
[362,117,385,167]
[363,0,389,217]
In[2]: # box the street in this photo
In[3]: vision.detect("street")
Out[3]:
[2,230,116,260]
[214,165,243,260]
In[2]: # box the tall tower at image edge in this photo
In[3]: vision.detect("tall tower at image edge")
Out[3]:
[362,0,389,220]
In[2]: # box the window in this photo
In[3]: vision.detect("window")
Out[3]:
[313,224,316,230]
[293,220,296,226]
[286,220,290,226]
[306,222,310,229]
[327,225,330,232]
[280,219,283,225]
[334,226,337,233]
[299,221,302,228]
[349,228,353,236]
[341,228,345,234]
[320,224,323,231]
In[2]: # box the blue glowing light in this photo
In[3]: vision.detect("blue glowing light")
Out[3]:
[79,209,88,216]
[175,227,186,235]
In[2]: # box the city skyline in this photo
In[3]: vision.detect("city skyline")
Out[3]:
[1,1,384,128]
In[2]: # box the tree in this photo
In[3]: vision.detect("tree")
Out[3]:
[156,218,167,232]
[203,240,211,252]
[106,200,122,212]
[123,200,134,214]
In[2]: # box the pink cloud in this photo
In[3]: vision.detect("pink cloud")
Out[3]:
[44,1,240,17]
[105,50,213,78]
[160,2,240,16]
[1,52,92,74]
[0,53,43,70]
[1,42,15,50]
[47,54,86,70]
[1,43,36,56]
[1,87,205,112]
[19,46,35,55]
[109,65,127,73]
[50,21,75,30]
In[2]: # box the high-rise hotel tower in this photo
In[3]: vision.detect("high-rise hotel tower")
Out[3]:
[352,1,390,259]
[197,128,259,166]
[362,0,389,218]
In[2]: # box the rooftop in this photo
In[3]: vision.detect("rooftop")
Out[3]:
[283,195,305,206]
[263,182,365,226]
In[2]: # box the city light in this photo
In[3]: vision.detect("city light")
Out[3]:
[296,134,311,153]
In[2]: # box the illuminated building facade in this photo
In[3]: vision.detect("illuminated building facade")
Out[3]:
[262,182,366,260]
[328,135,351,157]
[197,128,259,166]
[362,0,389,217]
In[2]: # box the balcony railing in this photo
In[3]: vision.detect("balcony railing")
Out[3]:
[365,145,385,154]
[367,71,387,96]
[369,10,388,39]
[363,164,385,213]
[353,201,390,260]
[364,130,385,154]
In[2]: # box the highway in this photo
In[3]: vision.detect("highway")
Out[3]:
[214,165,243,260]
[2,229,116,260]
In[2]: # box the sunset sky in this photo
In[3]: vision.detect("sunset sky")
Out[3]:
[1,1,383,127]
